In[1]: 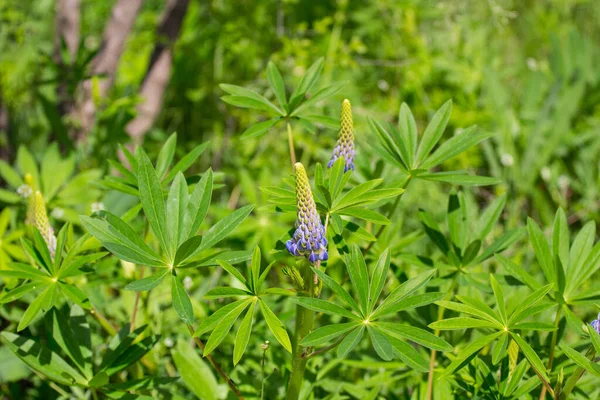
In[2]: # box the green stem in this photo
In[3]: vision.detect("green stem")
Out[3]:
[363,175,411,254]
[539,306,563,400]
[260,348,267,400]
[287,122,296,166]
[186,325,245,399]
[286,264,316,400]
[558,346,596,400]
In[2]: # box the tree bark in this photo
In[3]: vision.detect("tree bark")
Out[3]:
[54,0,80,119]
[74,0,143,140]
[126,0,190,143]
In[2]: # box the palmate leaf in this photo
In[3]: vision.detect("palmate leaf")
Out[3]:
[155,132,177,180]
[371,269,436,319]
[233,301,256,365]
[312,266,361,315]
[125,269,169,292]
[338,326,365,358]
[191,204,254,256]
[375,322,452,352]
[289,297,359,320]
[386,335,429,372]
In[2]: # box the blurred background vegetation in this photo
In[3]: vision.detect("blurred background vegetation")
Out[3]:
[1,0,599,398]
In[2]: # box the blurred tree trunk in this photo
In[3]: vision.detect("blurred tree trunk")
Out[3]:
[126,0,190,144]
[54,0,80,119]
[74,0,143,142]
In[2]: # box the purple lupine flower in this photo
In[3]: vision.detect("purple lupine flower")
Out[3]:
[591,312,600,334]
[286,163,328,263]
[328,99,355,172]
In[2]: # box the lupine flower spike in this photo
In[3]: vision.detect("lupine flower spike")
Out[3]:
[591,312,600,334]
[328,99,355,172]
[286,163,328,263]
[27,190,57,260]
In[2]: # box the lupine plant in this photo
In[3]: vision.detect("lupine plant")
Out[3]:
[2,59,600,400]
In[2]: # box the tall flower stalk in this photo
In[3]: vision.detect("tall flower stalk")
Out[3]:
[286,162,328,400]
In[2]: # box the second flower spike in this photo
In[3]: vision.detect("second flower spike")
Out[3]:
[328,99,355,172]
[286,163,328,263]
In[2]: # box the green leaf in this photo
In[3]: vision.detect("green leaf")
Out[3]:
[156,132,177,179]
[288,57,324,110]
[386,335,429,372]
[368,249,390,312]
[337,207,390,225]
[337,326,365,358]
[440,331,503,378]
[80,213,164,267]
[194,205,254,254]
[490,275,507,324]
[421,126,491,169]
[368,326,394,361]
[429,317,500,330]
[204,287,251,299]
[492,332,509,365]
[375,322,452,351]
[415,100,452,165]
[31,228,53,275]
[233,300,256,365]
[125,269,169,292]
[266,61,287,110]
[435,301,502,327]
[59,283,91,310]
[447,192,468,252]
[53,223,68,272]
[418,172,501,186]
[566,220,596,294]
[204,298,251,357]
[218,259,249,288]
[398,103,417,169]
[301,322,359,347]
[240,117,281,139]
[312,267,361,314]
[369,117,407,171]
[378,292,444,316]
[220,84,285,116]
[137,151,170,259]
[172,341,218,400]
[174,235,203,266]
[195,299,250,337]
[511,322,557,331]
[290,297,358,320]
[0,262,51,282]
[588,325,600,354]
[527,218,555,285]
[46,308,92,380]
[477,193,507,240]
[291,81,345,116]
[16,146,40,190]
[250,246,261,293]
[17,286,49,331]
[560,343,600,378]
[183,170,213,240]
[1,331,87,386]
[172,275,194,324]
[166,172,189,252]
[510,332,550,382]
[0,159,23,187]
[164,142,210,183]
[345,245,369,315]
[473,228,525,264]
[552,208,570,276]
[259,299,292,353]
[508,284,554,325]
[372,270,435,319]
[0,282,39,304]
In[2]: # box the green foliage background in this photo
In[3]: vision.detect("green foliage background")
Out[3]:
[1,0,600,399]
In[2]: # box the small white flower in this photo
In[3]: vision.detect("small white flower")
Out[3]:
[183,276,193,290]
[51,208,65,219]
[17,184,32,198]
[541,167,552,182]
[377,79,390,92]
[558,175,570,191]
[527,58,538,71]
[91,202,105,213]
[164,337,174,348]
[500,153,514,167]
[260,340,270,350]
